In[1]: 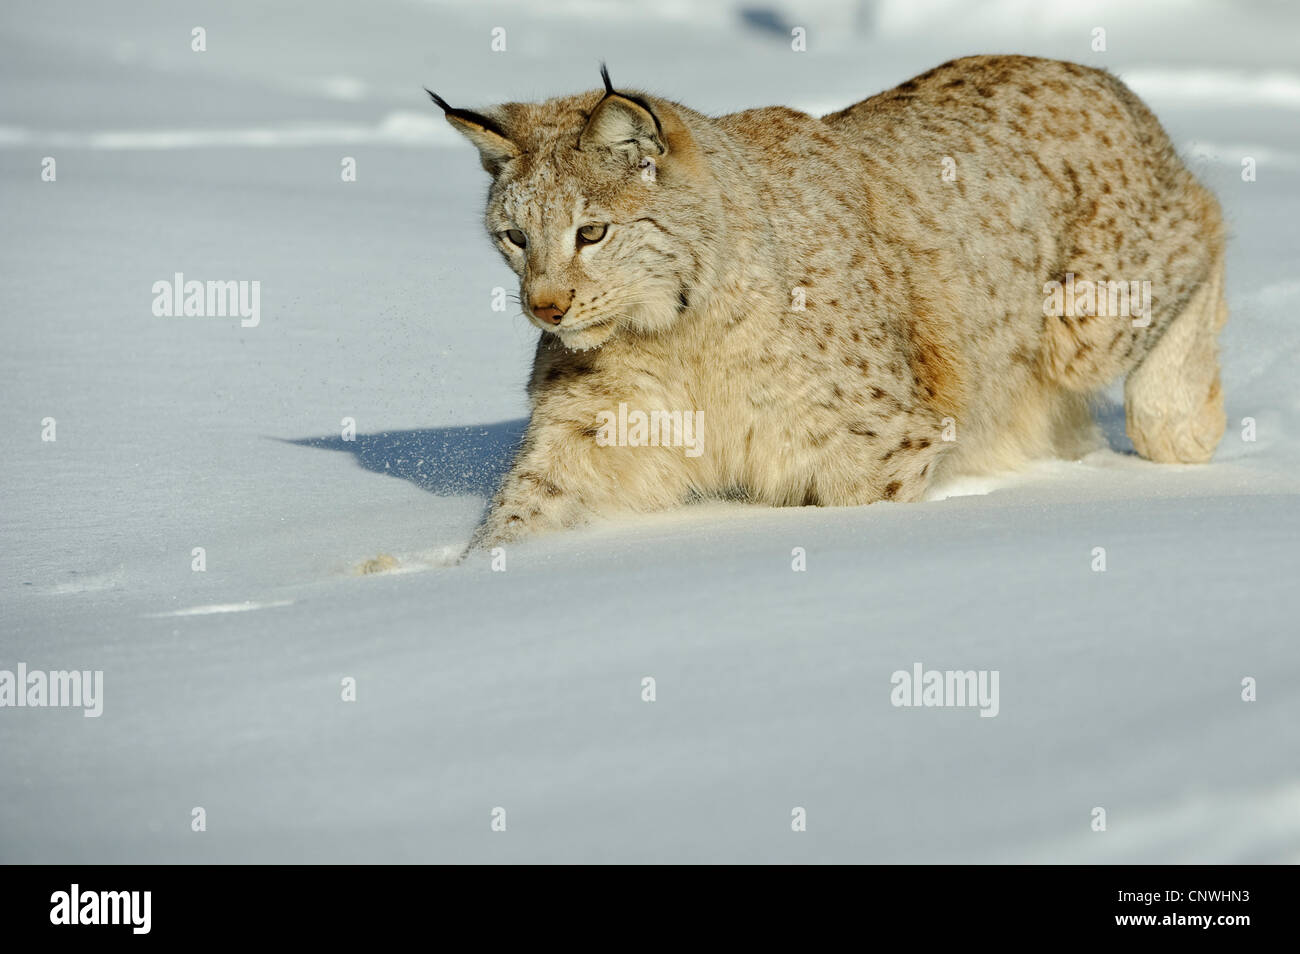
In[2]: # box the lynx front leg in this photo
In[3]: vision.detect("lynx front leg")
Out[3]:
[469,416,695,550]
[471,450,593,549]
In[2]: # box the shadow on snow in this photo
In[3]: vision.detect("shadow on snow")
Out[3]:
[285,419,526,498]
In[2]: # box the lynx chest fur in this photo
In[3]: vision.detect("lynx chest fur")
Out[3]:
[430,55,1228,547]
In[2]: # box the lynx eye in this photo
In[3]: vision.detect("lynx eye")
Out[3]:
[576,223,608,246]
[502,228,527,249]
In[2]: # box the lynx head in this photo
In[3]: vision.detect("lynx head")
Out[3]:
[429,67,712,351]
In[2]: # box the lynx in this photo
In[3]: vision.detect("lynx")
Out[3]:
[429,56,1228,549]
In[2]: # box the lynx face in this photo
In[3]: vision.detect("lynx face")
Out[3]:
[430,72,701,351]
[487,155,681,350]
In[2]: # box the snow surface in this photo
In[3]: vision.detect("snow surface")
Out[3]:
[1,0,1298,863]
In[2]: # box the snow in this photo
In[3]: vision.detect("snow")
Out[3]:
[1,0,1298,862]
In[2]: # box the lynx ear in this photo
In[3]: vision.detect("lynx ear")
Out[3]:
[425,89,518,175]
[579,65,666,166]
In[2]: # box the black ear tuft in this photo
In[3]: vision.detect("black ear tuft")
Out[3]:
[423,89,513,142]
[600,62,614,96]
[424,88,453,113]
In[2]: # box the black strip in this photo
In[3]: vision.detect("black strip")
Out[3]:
[8,865,1280,939]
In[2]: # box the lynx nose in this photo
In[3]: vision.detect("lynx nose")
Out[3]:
[531,302,568,325]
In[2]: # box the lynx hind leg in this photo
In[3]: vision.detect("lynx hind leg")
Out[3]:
[1124,257,1227,464]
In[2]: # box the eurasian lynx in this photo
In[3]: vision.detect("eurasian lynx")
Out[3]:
[430,55,1227,548]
